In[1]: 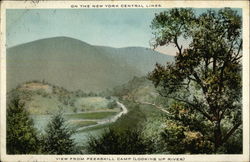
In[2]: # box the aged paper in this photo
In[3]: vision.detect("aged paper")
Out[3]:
[0,0,249,162]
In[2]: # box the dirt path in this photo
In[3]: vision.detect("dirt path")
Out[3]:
[77,101,128,131]
[134,100,170,114]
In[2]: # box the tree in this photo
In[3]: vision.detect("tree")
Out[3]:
[42,111,76,154]
[87,128,153,154]
[159,101,214,154]
[7,94,39,154]
[148,8,242,152]
[107,100,117,109]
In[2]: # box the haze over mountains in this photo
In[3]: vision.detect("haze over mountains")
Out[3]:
[7,37,173,92]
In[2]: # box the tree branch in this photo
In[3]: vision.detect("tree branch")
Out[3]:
[235,39,242,57]
[159,91,213,122]
[232,39,242,62]
[221,122,242,144]
[174,36,183,56]
[193,71,207,94]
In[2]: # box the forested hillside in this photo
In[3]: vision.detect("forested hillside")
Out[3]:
[7,37,173,92]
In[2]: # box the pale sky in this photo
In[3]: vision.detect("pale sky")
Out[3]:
[6,8,241,56]
[6,9,165,48]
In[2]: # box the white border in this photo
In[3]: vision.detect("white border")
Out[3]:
[0,1,249,162]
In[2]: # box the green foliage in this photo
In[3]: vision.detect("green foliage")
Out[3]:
[162,121,214,154]
[218,127,242,154]
[8,80,116,115]
[6,94,39,154]
[42,111,77,154]
[87,128,153,154]
[65,111,117,120]
[151,8,195,49]
[111,101,147,132]
[149,8,242,153]
[107,100,117,109]
[74,89,88,97]
[160,102,214,154]
[141,115,168,154]
[112,76,150,98]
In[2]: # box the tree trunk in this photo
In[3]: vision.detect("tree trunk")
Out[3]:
[214,120,222,153]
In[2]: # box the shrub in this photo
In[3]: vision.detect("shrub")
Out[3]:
[86,128,153,154]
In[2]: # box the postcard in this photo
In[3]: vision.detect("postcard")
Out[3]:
[0,0,249,162]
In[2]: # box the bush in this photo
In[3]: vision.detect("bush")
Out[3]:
[86,128,153,154]
[160,121,214,154]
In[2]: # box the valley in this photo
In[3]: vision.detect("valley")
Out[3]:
[5,7,244,155]
[7,74,167,151]
[8,81,129,142]
[6,37,174,153]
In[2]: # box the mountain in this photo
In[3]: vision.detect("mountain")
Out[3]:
[7,37,173,92]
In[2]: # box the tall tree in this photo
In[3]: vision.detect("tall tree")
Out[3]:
[42,111,76,154]
[148,8,242,152]
[7,94,39,154]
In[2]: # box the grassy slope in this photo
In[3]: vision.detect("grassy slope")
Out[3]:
[9,81,123,137]
[65,112,118,120]
[8,81,119,115]
[111,76,168,106]
[75,97,110,111]
[7,37,173,92]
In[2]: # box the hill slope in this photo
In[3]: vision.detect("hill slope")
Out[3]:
[7,37,173,92]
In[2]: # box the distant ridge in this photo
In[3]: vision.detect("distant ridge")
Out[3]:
[8,36,92,49]
[7,37,174,92]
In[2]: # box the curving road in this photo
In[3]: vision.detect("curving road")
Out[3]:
[77,101,128,131]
